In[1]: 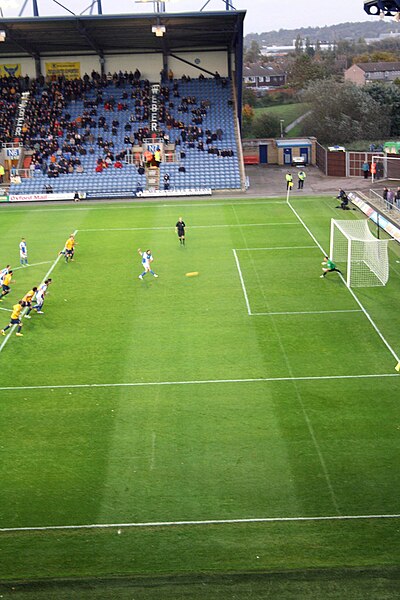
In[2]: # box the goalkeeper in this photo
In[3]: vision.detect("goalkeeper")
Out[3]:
[320,255,342,278]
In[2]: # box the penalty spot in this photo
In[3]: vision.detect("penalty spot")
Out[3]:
[186,272,199,277]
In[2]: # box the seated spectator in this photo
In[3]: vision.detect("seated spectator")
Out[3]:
[76,164,84,173]
[45,183,53,193]
[95,163,103,173]
[114,160,123,168]
[178,164,186,173]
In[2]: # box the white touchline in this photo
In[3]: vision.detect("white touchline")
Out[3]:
[0,307,12,312]
[13,260,53,271]
[286,196,400,363]
[0,199,294,215]
[232,249,251,315]
[0,229,78,356]
[1,513,400,533]
[252,310,363,316]
[0,372,398,392]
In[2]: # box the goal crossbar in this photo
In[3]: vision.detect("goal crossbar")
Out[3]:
[330,219,389,288]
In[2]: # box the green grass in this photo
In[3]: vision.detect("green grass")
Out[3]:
[254,102,309,127]
[0,196,400,595]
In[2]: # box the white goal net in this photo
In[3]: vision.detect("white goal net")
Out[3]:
[330,219,389,288]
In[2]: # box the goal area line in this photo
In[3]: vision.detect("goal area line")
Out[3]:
[0,372,398,392]
[232,248,363,318]
[2,513,400,534]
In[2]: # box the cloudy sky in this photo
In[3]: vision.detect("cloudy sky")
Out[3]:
[0,0,382,33]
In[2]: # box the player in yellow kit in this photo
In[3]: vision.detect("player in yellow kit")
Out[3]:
[64,234,76,263]
[0,270,14,301]
[22,286,38,319]
[60,234,77,263]
[1,300,26,336]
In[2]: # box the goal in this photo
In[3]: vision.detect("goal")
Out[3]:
[330,219,389,288]
[371,154,400,182]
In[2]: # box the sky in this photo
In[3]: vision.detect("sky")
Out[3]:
[0,0,382,34]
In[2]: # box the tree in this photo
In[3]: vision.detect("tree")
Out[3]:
[242,87,257,108]
[295,34,303,55]
[305,37,315,58]
[244,40,261,64]
[241,104,255,138]
[353,50,399,64]
[364,82,400,136]
[300,78,390,144]
[287,54,326,90]
[251,113,280,138]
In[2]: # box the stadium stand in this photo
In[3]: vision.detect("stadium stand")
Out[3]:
[6,72,242,197]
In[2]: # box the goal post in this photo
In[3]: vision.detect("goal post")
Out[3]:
[371,154,400,182]
[330,219,389,288]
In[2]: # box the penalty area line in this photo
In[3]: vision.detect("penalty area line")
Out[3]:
[252,309,363,316]
[13,260,54,272]
[1,513,400,533]
[235,245,318,251]
[0,372,399,392]
[78,222,301,232]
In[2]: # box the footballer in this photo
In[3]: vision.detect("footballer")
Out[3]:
[1,300,26,337]
[138,248,158,279]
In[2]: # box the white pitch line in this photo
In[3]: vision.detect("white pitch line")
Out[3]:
[0,372,399,393]
[0,307,12,312]
[1,512,400,533]
[235,245,318,251]
[0,230,78,356]
[232,249,251,315]
[252,309,363,316]
[287,195,400,363]
[0,199,292,215]
[13,260,53,271]
[79,222,300,232]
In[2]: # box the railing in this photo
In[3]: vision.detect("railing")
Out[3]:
[369,188,400,219]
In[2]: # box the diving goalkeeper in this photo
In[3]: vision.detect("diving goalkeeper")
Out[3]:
[320,256,342,278]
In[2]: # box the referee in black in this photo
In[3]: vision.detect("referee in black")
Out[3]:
[176,217,186,245]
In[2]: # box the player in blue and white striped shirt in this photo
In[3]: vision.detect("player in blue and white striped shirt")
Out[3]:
[19,238,28,266]
[0,265,10,284]
[137,248,158,280]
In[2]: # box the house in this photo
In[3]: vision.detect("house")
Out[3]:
[344,61,400,85]
[243,63,286,92]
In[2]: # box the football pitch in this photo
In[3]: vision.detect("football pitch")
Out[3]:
[0,194,400,598]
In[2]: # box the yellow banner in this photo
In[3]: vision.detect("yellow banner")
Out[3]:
[0,64,21,77]
[45,62,81,80]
